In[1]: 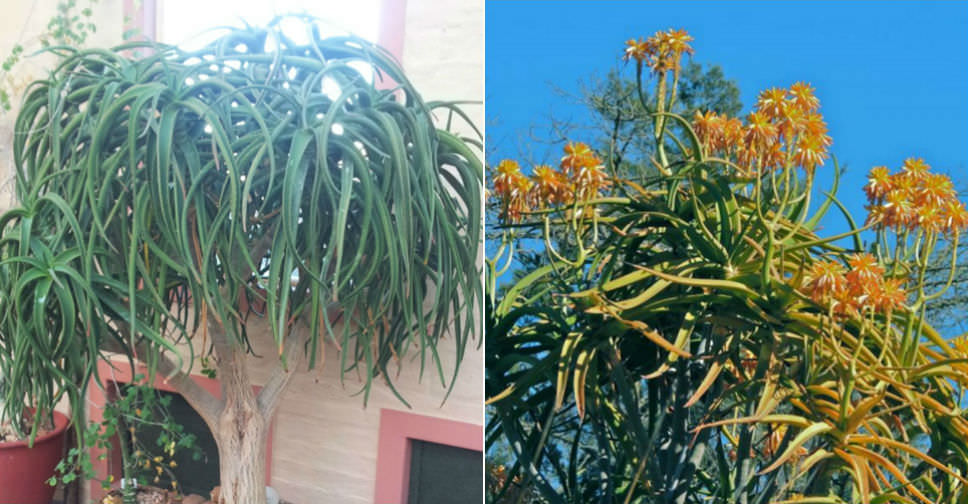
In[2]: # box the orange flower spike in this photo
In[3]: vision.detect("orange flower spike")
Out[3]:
[763,142,785,171]
[692,110,725,151]
[833,286,863,316]
[665,28,695,59]
[493,159,523,198]
[692,110,712,137]
[789,82,820,113]
[801,113,832,147]
[874,278,908,313]
[777,103,806,140]
[845,253,885,294]
[942,200,968,234]
[635,28,694,73]
[793,135,828,173]
[864,166,893,202]
[573,158,610,200]
[744,111,778,151]
[890,170,917,196]
[531,164,570,207]
[623,38,650,63]
[756,87,791,121]
[586,167,611,199]
[722,117,744,154]
[561,141,594,172]
[559,142,610,201]
[901,157,931,181]
[503,175,533,222]
[492,159,534,222]
[918,173,956,208]
[883,189,917,230]
[865,203,888,228]
[918,203,945,234]
[806,260,847,303]
[511,173,533,195]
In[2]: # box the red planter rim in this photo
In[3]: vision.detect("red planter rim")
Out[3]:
[0,410,70,449]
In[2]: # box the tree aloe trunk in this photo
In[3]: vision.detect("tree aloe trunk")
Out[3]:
[216,423,268,504]
[212,342,269,504]
[214,392,268,504]
[156,318,307,504]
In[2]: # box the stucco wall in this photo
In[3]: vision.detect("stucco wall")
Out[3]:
[402,0,484,140]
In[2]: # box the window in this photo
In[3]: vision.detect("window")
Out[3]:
[375,409,483,503]
[408,440,482,504]
[126,0,407,90]
[158,0,383,49]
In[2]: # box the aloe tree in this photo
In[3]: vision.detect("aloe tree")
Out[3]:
[488,28,968,503]
[0,17,481,504]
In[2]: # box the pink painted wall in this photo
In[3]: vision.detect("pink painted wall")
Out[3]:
[374,409,483,503]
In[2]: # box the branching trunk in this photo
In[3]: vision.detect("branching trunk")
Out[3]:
[135,245,312,504]
[161,319,309,504]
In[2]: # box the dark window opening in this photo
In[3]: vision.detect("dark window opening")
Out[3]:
[113,386,220,497]
[408,440,482,504]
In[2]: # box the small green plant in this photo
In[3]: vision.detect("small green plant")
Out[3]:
[0,0,102,111]
[48,379,201,502]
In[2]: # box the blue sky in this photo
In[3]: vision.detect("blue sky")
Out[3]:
[486,0,968,238]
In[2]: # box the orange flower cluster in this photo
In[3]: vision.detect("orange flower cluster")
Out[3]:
[493,159,532,222]
[864,158,968,234]
[692,82,832,175]
[623,28,694,73]
[559,141,610,201]
[492,142,610,223]
[805,253,907,315]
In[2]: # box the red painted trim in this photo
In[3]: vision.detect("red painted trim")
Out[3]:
[123,0,157,41]
[374,409,482,503]
[87,359,274,499]
[378,0,407,64]
[377,0,407,92]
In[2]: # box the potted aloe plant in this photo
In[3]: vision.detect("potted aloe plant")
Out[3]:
[0,14,481,504]
[0,372,70,504]
[0,4,108,501]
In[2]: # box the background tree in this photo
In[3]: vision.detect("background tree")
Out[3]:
[560,61,741,178]
[0,17,481,504]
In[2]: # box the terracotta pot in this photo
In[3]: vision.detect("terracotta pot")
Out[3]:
[0,410,69,504]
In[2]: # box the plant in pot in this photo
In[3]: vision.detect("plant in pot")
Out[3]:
[0,4,111,503]
[0,370,71,504]
[48,379,204,504]
[0,15,481,504]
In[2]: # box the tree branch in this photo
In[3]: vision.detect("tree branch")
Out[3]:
[256,322,310,419]
[99,329,224,430]
[154,346,224,430]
